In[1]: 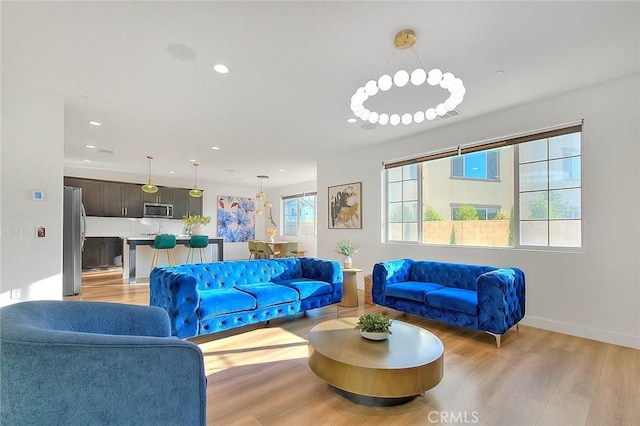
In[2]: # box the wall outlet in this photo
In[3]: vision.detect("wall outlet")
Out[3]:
[10,288,21,299]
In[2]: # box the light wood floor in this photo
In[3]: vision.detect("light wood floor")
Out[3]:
[68,273,640,426]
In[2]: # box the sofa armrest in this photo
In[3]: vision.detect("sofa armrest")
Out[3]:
[477,267,526,334]
[372,259,413,305]
[150,268,200,339]
[300,257,343,284]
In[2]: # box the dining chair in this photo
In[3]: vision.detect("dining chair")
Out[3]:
[150,234,177,268]
[281,242,299,257]
[256,241,279,258]
[184,235,209,263]
[248,240,259,259]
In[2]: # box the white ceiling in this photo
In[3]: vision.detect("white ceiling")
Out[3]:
[3,1,639,188]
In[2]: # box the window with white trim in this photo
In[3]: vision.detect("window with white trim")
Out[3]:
[384,124,582,249]
[283,192,317,236]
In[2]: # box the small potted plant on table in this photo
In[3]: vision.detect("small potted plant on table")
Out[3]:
[355,312,393,341]
[334,239,359,268]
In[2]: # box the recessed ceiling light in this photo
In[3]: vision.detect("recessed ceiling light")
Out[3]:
[169,171,175,174]
[189,159,196,162]
[347,118,357,123]
[89,121,101,126]
[279,169,286,172]
[494,70,505,76]
[213,64,229,74]
[83,159,91,163]
[211,146,220,150]
[85,144,96,149]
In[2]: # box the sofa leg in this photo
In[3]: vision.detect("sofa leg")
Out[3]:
[516,323,520,332]
[486,332,501,348]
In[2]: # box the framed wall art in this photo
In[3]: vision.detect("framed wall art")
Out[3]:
[328,182,362,229]
[217,195,256,242]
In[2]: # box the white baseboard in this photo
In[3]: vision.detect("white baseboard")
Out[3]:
[521,316,640,349]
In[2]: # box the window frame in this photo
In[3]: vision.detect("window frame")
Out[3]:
[383,123,583,251]
[282,192,317,237]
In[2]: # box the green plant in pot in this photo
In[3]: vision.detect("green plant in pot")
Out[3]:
[334,239,359,269]
[355,312,393,340]
[182,215,211,235]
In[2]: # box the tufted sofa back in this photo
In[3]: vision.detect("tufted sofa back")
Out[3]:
[171,258,303,291]
[410,260,497,291]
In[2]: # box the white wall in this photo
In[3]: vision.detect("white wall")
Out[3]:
[1,83,64,305]
[268,180,318,258]
[317,74,640,349]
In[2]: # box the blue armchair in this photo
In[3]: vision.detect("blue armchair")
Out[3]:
[0,301,207,425]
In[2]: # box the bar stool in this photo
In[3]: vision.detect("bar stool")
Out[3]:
[185,235,209,264]
[150,234,177,269]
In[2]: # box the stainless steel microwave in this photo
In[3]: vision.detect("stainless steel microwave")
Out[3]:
[143,203,173,218]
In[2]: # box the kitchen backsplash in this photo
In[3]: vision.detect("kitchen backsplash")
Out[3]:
[85,217,190,237]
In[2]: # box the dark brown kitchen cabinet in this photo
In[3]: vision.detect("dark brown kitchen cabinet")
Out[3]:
[64,177,104,216]
[172,189,189,219]
[102,181,143,218]
[64,176,199,218]
[173,189,204,219]
[121,183,143,217]
[187,192,204,216]
[82,237,122,270]
[142,186,173,205]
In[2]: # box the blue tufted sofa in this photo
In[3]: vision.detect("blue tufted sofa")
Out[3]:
[150,257,343,338]
[372,259,525,347]
[0,300,207,425]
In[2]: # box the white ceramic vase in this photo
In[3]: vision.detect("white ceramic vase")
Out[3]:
[191,224,205,235]
[360,331,388,341]
[343,255,352,269]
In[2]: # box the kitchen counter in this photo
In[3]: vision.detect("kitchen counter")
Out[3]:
[122,235,224,284]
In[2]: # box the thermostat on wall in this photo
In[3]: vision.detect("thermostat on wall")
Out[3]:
[32,190,46,201]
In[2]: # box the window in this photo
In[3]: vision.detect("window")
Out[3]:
[451,151,499,180]
[387,165,419,241]
[283,192,317,236]
[384,124,582,249]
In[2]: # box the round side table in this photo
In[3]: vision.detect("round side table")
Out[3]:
[340,268,362,307]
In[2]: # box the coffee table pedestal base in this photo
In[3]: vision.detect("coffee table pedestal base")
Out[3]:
[329,385,418,406]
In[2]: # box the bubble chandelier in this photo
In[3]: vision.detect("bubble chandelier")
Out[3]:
[349,29,466,126]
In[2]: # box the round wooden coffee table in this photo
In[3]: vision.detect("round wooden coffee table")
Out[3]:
[307,317,444,406]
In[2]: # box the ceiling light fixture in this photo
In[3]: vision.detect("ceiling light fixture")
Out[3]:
[349,29,466,126]
[213,64,229,74]
[141,155,158,194]
[189,163,203,198]
[89,121,101,126]
[256,175,269,216]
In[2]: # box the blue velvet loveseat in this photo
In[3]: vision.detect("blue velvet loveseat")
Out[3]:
[150,257,343,338]
[372,259,525,347]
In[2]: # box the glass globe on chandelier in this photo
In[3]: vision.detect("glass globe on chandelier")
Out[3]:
[349,29,466,126]
[256,175,269,216]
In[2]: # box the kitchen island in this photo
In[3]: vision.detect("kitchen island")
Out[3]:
[122,236,224,284]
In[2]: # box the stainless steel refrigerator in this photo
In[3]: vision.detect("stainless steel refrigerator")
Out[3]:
[63,186,86,296]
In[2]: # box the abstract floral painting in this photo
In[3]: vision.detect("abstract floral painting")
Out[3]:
[217,195,256,242]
